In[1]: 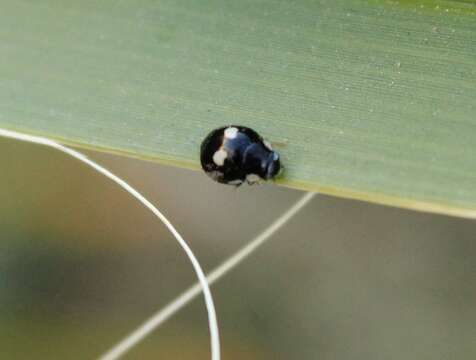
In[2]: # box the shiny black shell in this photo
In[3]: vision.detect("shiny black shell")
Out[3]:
[200,125,281,185]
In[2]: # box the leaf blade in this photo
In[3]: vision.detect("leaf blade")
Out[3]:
[1,0,475,217]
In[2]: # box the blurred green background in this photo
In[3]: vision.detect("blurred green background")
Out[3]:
[1,137,475,359]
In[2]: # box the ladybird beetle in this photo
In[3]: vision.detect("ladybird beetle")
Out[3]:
[200,126,281,186]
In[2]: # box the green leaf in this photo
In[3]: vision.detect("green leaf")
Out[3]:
[0,0,475,218]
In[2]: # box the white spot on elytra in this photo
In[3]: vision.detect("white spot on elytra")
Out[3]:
[263,140,273,150]
[272,152,279,160]
[212,149,227,166]
[224,127,239,139]
[246,173,262,184]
